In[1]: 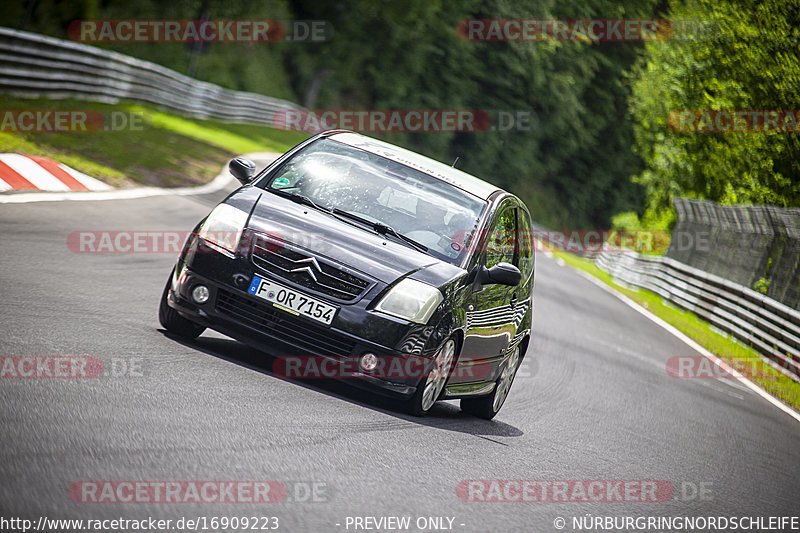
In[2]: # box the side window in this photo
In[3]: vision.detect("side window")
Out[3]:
[517,207,533,281]
[485,205,517,268]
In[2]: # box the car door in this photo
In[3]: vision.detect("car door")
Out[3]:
[455,200,520,383]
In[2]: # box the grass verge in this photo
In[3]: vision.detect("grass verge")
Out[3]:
[550,248,800,413]
[0,95,309,188]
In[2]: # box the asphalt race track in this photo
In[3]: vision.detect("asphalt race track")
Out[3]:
[2,173,799,532]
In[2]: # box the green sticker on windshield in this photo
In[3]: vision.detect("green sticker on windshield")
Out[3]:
[273,177,290,188]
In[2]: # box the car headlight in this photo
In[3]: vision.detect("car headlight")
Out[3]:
[375,278,443,324]
[197,203,248,256]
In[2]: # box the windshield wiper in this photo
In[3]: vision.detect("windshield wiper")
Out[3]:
[376,223,429,253]
[282,190,324,210]
[268,189,378,234]
[268,188,331,214]
[332,208,428,253]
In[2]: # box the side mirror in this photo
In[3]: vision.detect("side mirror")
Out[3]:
[229,157,256,185]
[480,262,521,287]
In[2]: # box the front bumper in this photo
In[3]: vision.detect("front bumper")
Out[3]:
[167,261,436,399]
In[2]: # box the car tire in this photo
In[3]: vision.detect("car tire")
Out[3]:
[460,344,521,420]
[406,337,457,417]
[158,268,206,339]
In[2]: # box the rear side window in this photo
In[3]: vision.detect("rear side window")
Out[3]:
[517,207,534,282]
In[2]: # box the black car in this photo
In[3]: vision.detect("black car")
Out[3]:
[159,130,534,418]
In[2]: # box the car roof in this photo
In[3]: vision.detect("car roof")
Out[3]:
[327,131,503,201]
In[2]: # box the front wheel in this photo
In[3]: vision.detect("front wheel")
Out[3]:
[406,338,457,417]
[158,268,206,339]
[461,344,521,420]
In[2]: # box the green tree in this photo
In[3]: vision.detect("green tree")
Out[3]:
[629,0,800,226]
[286,0,657,228]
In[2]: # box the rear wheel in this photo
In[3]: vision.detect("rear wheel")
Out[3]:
[158,268,206,339]
[461,344,521,420]
[407,338,457,417]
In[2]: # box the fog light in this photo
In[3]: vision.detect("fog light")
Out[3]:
[192,285,210,304]
[360,353,378,372]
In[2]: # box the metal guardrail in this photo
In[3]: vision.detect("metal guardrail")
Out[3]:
[595,250,800,381]
[669,198,800,310]
[0,27,303,125]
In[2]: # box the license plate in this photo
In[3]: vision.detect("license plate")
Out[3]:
[248,275,337,325]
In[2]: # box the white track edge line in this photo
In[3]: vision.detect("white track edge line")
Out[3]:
[561,258,800,424]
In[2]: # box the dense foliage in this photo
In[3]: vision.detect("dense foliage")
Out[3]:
[281,0,657,229]
[628,0,800,228]
[5,0,797,228]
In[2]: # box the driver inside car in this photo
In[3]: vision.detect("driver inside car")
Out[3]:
[414,199,451,248]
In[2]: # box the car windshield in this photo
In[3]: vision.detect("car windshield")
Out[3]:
[261,138,487,264]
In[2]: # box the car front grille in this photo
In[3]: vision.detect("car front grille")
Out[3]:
[215,289,356,358]
[250,234,370,301]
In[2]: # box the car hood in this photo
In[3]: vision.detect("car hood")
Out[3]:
[230,187,466,286]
